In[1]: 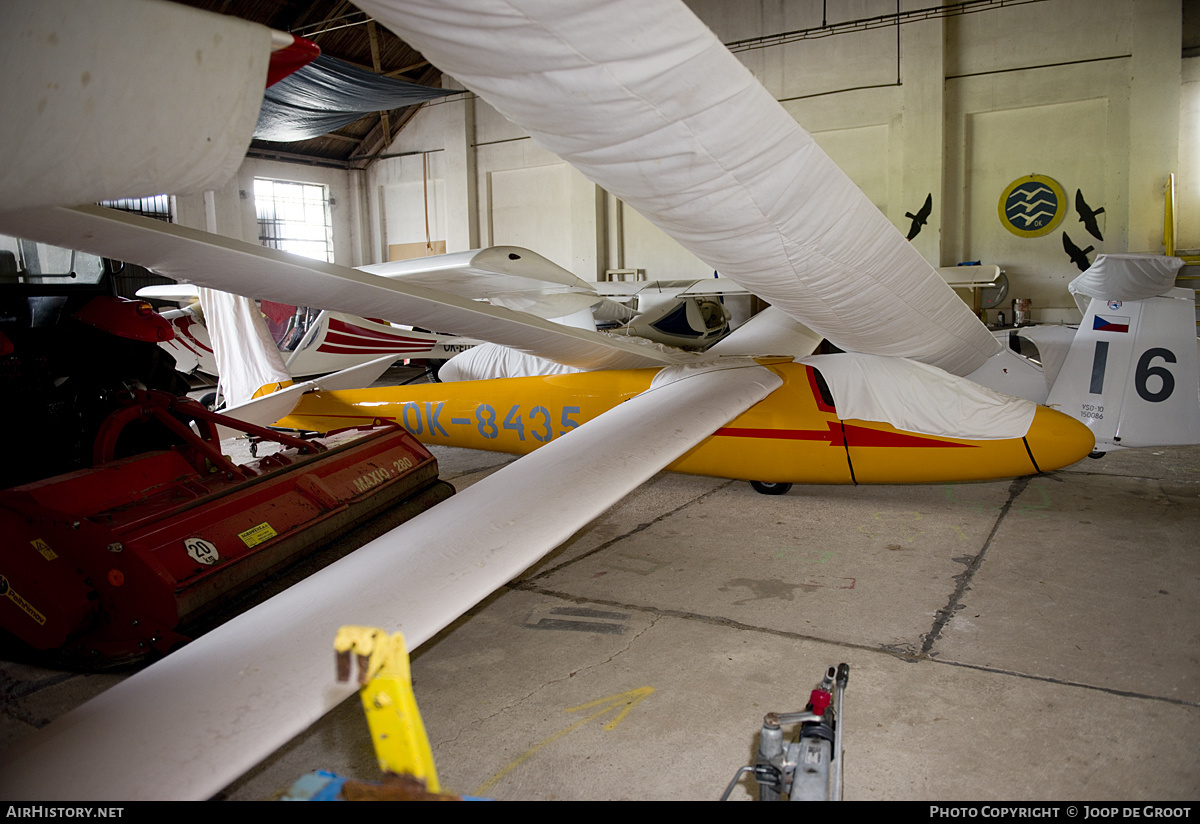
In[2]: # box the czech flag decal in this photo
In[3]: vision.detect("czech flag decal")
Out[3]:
[1093,315,1129,333]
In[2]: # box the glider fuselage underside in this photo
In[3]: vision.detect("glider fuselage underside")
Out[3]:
[278,360,1094,485]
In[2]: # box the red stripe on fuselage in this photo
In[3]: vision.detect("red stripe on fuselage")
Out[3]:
[716,422,845,445]
[165,336,201,358]
[322,330,433,348]
[317,344,433,355]
[326,317,427,343]
[715,423,975,449]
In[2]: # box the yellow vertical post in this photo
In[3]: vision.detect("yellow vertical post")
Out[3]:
[1164,172,1177,256]
[334,626,440,792]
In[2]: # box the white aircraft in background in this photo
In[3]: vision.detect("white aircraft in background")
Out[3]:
[0,0,1194,801]
[359,247,742,353]
[140,245,746,388]
[139,282,481,381]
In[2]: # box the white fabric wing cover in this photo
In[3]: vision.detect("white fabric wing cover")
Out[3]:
[199,288,291,408]
[801,353,1037,441]
[439,342,582,381]
[0,0,269,212]
[357,0,999,375]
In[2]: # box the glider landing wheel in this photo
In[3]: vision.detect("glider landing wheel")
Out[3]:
[199,391,225,412]
[1088,450,1106,459]
[750,481,792,495]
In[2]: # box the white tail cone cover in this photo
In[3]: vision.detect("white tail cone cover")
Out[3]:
[357,0,999,375]
[1067,254,1185,315]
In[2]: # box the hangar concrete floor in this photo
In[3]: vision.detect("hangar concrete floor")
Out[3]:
[1,368,1198,801]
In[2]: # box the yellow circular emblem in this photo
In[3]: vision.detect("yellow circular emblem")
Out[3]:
[997,174,1067,238]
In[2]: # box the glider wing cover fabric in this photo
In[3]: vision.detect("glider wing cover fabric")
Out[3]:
[356,0,999,375]
[0,0,270,211]
[0,361,783,800]
[800,353,1037,440]
[0,205,690,372]
[438,341,583,381]
[198,287,292,409]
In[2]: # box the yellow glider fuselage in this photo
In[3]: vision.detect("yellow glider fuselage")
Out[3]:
[277,360,1094,484]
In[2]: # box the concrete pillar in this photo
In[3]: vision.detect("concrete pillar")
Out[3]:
[899,8,945,265]
[442,77,479,252]
[1128,0,1181,253]
[347,168,368,267]
[569,169,606,280]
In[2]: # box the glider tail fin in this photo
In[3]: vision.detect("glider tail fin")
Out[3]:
[1046,287,1200,451]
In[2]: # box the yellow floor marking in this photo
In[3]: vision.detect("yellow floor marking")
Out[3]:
[473,687,654,796]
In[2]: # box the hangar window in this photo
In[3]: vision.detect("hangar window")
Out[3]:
[254,178,334,263]
[97,194,174,299]
[99,194,173,223]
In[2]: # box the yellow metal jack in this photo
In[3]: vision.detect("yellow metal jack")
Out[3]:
[334,626,440,793]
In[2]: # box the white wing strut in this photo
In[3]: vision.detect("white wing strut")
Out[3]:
[356,0,999,375]
[0,206,691,373]
[0,361,782,801]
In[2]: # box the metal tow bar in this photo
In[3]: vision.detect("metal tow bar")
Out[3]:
[721,662,849,801]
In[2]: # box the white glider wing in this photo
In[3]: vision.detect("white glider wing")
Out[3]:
[366,247,633,323]
[593,277,750,300]
[356,0,998,375]
[0,206,690,372]
[0,0,274,212]
[360,246,594,297]
[0,361,783,800]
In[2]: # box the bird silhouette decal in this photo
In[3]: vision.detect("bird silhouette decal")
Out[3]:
[905,193,933,240]
[1062,231,1094,271]
[1075,189,1105,241]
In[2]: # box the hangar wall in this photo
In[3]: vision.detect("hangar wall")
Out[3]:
[174,158,364,268]
[190,0,1187,327]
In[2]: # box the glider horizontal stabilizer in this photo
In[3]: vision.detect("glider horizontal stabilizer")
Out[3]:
[213,352,402,440]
